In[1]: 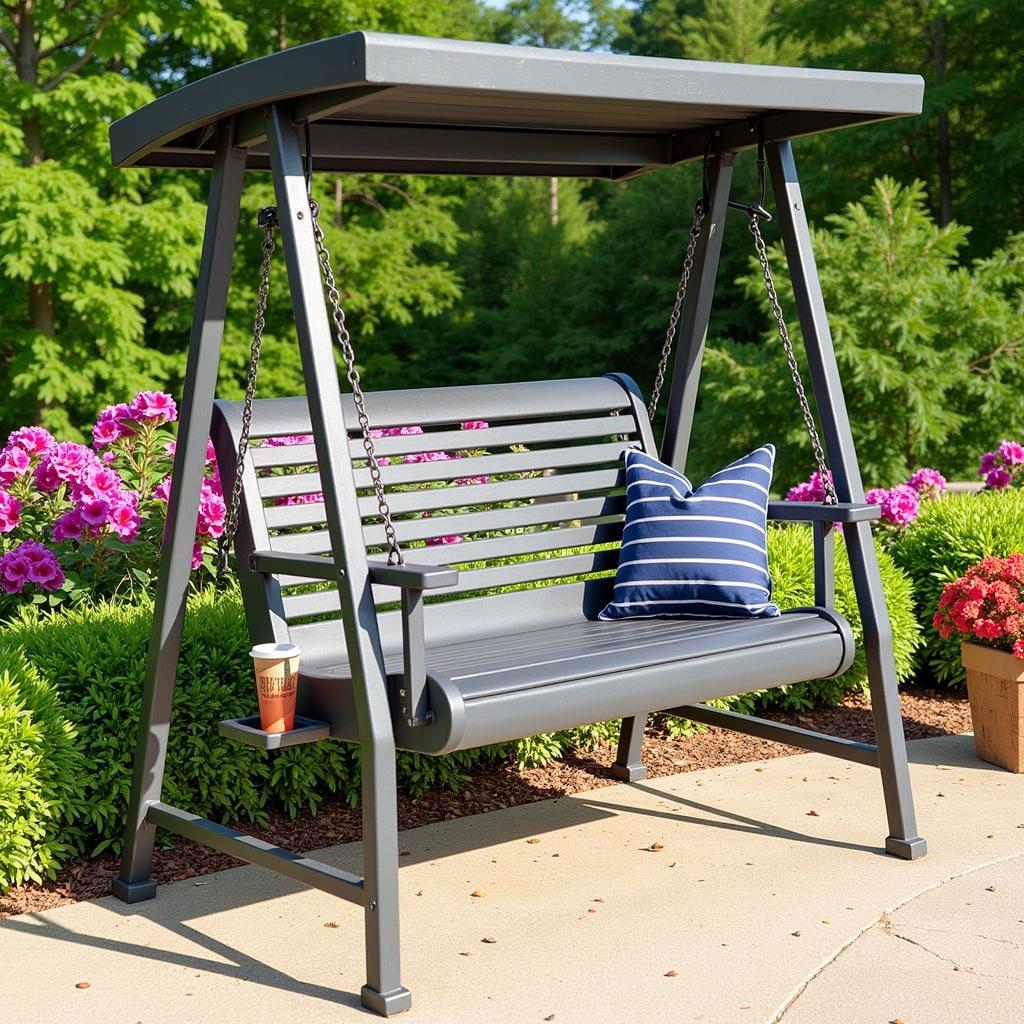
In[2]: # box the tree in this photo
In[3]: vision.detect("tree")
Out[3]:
[0,1,475,438]
[676,0,802,65]
[689,178,1024,489]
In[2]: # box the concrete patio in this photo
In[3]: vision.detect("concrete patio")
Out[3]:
[1,733,1021,1024]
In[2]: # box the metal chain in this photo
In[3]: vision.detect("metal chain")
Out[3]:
[648,199,706,421]
[308,198,404,565]
[748,212,837,505]
[216,208,278,590]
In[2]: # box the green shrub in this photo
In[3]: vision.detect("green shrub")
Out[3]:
[891,489,1024,687]
[0,648,85,891]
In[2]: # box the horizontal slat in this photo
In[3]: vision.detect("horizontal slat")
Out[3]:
[427,549,618,597]
[252,442,318,468]
[355,440,629,489]
[260,471,323,498]
[250,551,339,581]
[284,588,343,619]
[363,494,626,546]
[262,466,625,529]
[348,414,637,457]
[238,377,635,439]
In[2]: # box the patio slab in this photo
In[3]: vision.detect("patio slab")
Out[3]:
[1,733,1022,1024]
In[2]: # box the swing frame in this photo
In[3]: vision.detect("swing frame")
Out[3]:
[108,33,927,1016]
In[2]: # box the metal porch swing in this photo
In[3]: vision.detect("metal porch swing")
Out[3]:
[108,33,928,1017]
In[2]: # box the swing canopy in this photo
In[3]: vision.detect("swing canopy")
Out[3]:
[110,31,923,177]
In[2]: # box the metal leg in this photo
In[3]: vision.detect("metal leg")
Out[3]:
[659,148,735,473]
[767,139,926,860]
[266,105,410,1014]
[612,714,647,782]
[113,128,246,903]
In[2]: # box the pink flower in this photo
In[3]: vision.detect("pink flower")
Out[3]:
[196,480,226,539]
[404,451,451,464]
[152,476,172,503]
[985,468,1012,491]
[191,541,204,570]
[455,475,489,486]
[865,487,889,507]
[906,467,946,499]
[1014,638,1024,660]
[425,535,464,546]
[867,484,919,526]
[0,445,31,486]
[92,403,134,448]
[129,390,177,424]
[205,439,217,465]
[6,426,54,456]
[108,492,141,542]
[265,434,314,447]
[52,509,86,542]
[979,451,998,474]
[998,439,1024,466]
[0,489,21,533]
[460,421,489,431]
[78,463,122,501]
[35,442,96,492]
[78,498,110,528]
[0,541,64,593]
[786,470,833,504]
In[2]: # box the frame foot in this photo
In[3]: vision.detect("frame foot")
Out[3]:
[111,877,157,903]
[610,762,647,782]
[885,835,928,860]
[361,984,412,1016]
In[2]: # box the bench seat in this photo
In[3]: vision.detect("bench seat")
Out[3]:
[299,608,853,753]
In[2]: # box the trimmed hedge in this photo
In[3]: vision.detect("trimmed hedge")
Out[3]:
[0,527,920,890]
[891,489,1024,687]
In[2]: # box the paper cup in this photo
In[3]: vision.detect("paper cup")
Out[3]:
[250,642,301,733]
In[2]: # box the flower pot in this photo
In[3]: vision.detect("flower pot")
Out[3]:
[961,642,1024,773]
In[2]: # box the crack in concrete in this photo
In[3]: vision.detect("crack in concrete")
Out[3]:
[887,927,1024,984]
[905,924,1024,951]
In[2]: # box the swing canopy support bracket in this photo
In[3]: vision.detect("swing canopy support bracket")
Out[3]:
[108,32,929,1017]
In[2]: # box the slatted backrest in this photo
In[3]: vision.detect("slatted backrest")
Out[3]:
[211,374,655,662]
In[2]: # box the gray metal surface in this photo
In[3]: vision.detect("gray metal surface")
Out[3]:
[110,31,923,176]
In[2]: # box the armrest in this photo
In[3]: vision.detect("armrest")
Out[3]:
[250,551,340,581]
[368,561,458,590]
[767,501,880,524]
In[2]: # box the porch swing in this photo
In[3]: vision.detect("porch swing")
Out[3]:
[108,32,927,1017]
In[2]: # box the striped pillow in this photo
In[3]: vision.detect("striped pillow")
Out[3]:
[599,445,779,620]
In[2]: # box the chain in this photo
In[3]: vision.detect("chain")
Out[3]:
[308,198,403,565]
[216,207,278,590]
[648,199,706,421]
[747,213,837,505]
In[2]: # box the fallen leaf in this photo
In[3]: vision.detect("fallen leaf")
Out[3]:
[471,890,487,898]
[986,885,997,892]
[664,970,678,978]
[790,931,801,937]
[526,838,540,845]
[75,982,90,990]
[459,952,472,957]
[806,810,820,817]
[822,918,831,924]
[593,898,604,903]
[937,792,945,798]
[544,1016,556,1021]
[399,850,412,857]
[587,908,597,914]
[644,843,665,852]
[323,921,339,929]
[415,890,424,897]
[481,936,497,944]
[755,767,764,772]
[892,1018,906,1024]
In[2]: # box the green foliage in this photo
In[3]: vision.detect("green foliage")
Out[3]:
[891,490,1024,688]
[0,648,85,891]
[689,179,1024,490]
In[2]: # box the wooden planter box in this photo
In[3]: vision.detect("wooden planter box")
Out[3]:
[962,642,1024,772]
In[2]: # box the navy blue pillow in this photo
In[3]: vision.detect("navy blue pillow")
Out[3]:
[599,445,779,620]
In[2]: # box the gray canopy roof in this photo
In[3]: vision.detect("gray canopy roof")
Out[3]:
[109,31,923,178]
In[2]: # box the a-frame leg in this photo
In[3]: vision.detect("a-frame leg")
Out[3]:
[766,139,926,860]
[265,105,410,1014]
[113,128,246,903]
[613,146,737,783]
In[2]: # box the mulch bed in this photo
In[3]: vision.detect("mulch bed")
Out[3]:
[0,686,971,920]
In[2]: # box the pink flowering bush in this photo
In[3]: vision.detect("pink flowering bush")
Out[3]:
[0,391,222,617]
[786,465,946,532]
[978,440,1024,491]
